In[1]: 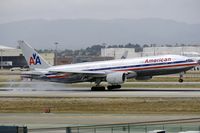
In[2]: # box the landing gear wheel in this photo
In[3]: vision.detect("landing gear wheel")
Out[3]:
[178,72,184,83]
[91,86,106,91]
[107,85,121,90]
[178,79,183,83]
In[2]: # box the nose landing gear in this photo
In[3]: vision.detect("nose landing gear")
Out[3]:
[178,72,184,83]
[178,78,183,83]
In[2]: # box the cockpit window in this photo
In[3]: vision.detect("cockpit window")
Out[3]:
[186,59,194,62]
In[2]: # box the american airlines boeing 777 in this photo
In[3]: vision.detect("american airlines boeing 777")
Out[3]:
[19,41,199,91]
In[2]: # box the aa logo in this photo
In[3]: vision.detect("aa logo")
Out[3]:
[29,53,41,65]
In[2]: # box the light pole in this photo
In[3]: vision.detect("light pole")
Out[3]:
[102,43,107,61]
[0,49,3,70]
[153,44,156,56]
[181,46,184,55]
[54,42,59,65]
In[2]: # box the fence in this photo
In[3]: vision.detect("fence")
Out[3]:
[28,118,200,133]
[69,118,200,133]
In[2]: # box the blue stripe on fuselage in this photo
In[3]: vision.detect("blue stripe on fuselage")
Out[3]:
[84,60,188,71]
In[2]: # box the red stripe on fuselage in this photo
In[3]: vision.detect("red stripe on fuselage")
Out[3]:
[47,73,70,79]
[47,75,66,79]
[114,62,198,72]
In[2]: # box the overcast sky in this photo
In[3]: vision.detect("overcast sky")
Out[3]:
[0,0,200,24]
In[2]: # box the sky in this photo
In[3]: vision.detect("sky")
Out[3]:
[0,0,200,24]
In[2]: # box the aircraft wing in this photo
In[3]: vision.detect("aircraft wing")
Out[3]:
[21,69,136,81]
[48,69,136,76]
[49,69,107,76]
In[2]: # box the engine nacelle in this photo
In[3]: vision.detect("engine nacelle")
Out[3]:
[135,76,152,80]
[106,72,126,85]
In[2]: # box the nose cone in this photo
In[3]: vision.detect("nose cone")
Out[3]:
[197,60,200,65]
[186,58,200,65]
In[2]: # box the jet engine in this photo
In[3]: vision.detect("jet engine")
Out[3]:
[106,72,126,85]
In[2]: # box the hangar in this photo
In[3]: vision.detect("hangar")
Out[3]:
[0,45,55,69]
[0,45,27,69]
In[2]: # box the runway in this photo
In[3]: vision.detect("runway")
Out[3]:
[1,81,200,97]
[1,81,200,133]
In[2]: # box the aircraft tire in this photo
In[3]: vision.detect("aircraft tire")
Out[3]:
[107,85,121,90]
[178,79,183,83]
[91,86,106,91]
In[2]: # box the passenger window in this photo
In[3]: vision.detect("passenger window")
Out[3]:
[186,59,194,62]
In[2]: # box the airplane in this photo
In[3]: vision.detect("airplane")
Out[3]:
[18,40,199,91]
[121,50,128,59]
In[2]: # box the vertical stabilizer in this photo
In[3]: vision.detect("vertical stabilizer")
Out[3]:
[18,40,51,69]
[121,50,128,59]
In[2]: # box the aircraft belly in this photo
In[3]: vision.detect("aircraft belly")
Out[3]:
[135,66,193,77]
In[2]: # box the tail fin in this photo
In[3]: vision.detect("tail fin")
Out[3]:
[18,40,51,70]
[121,50,128,59]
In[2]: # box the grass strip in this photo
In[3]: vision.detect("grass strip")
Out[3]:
[0,97,200,114]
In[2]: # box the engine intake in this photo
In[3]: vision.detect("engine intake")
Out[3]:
[106,72,126,85]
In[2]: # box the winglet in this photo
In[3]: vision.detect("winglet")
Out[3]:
[18,40,51,70]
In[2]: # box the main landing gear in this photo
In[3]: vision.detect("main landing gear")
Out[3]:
[91,79,122,91]
[91,85,121,91]
[107,85,121,90]
[91,79,106,91]
[91,86,106,91]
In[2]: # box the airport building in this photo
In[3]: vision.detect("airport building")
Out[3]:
[0,45,27,68]
[56,56,114,65]
[73,56,113,63]
[143,46,200,56]
[0,45,55,69]
[101,46,200,58]
[101,48,141,59]
[40,52,55,66]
